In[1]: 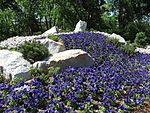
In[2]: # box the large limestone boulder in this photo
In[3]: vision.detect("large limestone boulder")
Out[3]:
[0,50,31,80]
[47,49,94,69]
[38,38,65,55]
[109,33,126,44]
[42,26,59,37]
[74,20,87,32]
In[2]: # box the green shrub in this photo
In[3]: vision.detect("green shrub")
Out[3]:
[47,67,60,75]
[29,67,45,78]
[29,67,60,82]
[134,32,148,47]
[10,77,24,85]
[119,42,136,55]
[48,34,61,42]
[106,37,121,48]
[89,28,97,32]
[18,40,49,63]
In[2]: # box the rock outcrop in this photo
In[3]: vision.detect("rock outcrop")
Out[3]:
[38,38,65,55]
[135,47,150,54]
[47,49,94,69]
[0,36,65,55]
[0,35,44,49]
[0,50,31,80]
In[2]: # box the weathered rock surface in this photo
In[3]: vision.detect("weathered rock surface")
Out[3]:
[42,26,59,37]
[38,38,65,55]
[135,47,150,54]
[47,49,94,69]
[0,36,65,55]
[99,32,111,37]
[32,61,47,69]
[74,20,87,32]
[146,46,150,49]
[0,35,44,49]
[0,50,31,80]
[109,33,126,44]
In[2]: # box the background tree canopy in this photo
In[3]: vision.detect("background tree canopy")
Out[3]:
[0,0,150,42]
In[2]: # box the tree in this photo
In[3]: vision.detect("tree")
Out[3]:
[55,0,107,30]
[111,0,150,41]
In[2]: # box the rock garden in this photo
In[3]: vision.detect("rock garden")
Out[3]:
[0,21,150,113]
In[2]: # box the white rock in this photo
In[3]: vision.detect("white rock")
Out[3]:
[47,49,94,69]
[0,35,65,55]
[38,38,65,55]
[32,61,47,69]
[146,46,150,49]
[0,50,31,80]
[99,32,111,37]
[109,33,126,44]
[42,26,59,37]
[74,20,87,32]
[135,47,150,54]
[0,35,44,49]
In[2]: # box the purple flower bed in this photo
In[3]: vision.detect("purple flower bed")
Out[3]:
[0,32,150,113]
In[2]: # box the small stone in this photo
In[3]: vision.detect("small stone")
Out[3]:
[42,26,59,37]
[109,33,126,44]
[74,20,87,32]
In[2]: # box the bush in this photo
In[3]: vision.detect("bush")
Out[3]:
[47,67,60,75]
[106,37,121,48]
[10,77,24,85]
[106,37,136,55]
[18,40,49,63]
[134,32,148,47]
[29,67,60,82]
[48,34,61,42]
[119,42,136,55]
[29,67,45,78]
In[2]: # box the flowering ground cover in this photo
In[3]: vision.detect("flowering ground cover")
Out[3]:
[0,32,150,113]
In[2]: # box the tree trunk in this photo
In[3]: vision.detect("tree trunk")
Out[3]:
[45,16,49,30]
[40,16,43,33]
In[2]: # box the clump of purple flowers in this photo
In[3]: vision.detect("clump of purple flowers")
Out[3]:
[0,32,150,113]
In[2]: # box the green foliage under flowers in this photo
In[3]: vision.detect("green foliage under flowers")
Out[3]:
[106,37,121,48]
[29,67,60,81]
[47,67,60,75]
[0,74,6,83]
[18,40,49,63]
[10,77,24,85]
[118,42,136,56]
[134,32,148,47]
[106,38,136,55]
[29,68,45,78]
[48,34,61,42]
